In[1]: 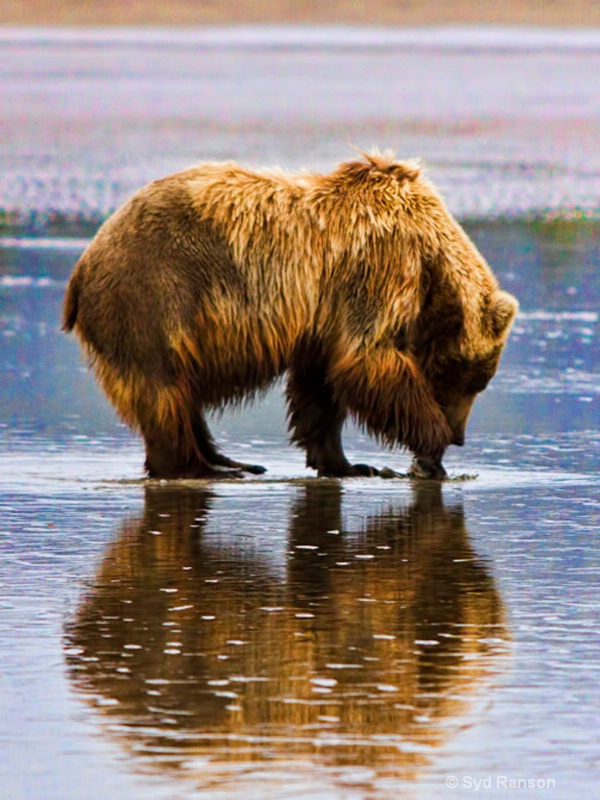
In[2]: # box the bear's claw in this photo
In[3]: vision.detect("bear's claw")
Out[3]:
[243,463,268,475]
[351,463,381,477]
[408,456,448,481]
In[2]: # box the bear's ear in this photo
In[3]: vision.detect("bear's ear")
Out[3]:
[490,290,519,338]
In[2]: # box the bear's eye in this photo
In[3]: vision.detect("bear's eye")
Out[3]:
[466,371,491,394]
[433,355,496,396]
[465,350,502,393]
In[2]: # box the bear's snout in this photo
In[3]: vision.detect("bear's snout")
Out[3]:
[442,392,476,449]
[451,430,465,447]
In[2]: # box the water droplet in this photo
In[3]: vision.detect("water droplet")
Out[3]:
[310,677,337,688]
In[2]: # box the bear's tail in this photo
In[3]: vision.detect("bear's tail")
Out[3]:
[62,262,83,332]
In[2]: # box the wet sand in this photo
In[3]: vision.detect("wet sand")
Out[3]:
[4,0,600,26]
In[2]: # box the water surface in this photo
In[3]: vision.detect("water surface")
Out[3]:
[1,218,598,800]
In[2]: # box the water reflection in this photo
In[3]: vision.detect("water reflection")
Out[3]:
[65,483,508,791]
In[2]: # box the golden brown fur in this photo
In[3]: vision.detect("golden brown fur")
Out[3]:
[63,150,518,478]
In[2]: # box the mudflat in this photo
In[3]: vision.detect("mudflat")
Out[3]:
[3,0,600,26]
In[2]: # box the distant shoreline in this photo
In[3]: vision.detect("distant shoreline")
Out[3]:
[2,26,599,50]
[2,0,599,27]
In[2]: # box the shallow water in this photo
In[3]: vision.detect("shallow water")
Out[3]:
[1,26,600,800]
[1,224,599,800]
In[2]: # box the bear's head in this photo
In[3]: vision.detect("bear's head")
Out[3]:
[418,288,519,450]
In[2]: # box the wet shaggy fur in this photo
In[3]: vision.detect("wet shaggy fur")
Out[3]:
[63,150,518,478]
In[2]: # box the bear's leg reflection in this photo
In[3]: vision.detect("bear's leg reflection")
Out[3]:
[64,481,507,788]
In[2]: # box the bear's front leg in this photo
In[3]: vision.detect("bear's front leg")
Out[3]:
[329,346,452,478]
[286,361,382,477]
[408,454,448,480]
[304,422,381,478]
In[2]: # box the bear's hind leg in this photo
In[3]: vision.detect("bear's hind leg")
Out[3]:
[142,392,265,479]
[142,423,242,479]
[286,363,380,478]
[191,412,267,476]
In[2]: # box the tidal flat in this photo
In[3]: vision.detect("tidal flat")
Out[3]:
[1,27,599,800]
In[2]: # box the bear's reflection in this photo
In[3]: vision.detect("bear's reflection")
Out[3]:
[65,482,507,787]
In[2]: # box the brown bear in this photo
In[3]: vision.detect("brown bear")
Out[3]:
[63,150,518,479]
